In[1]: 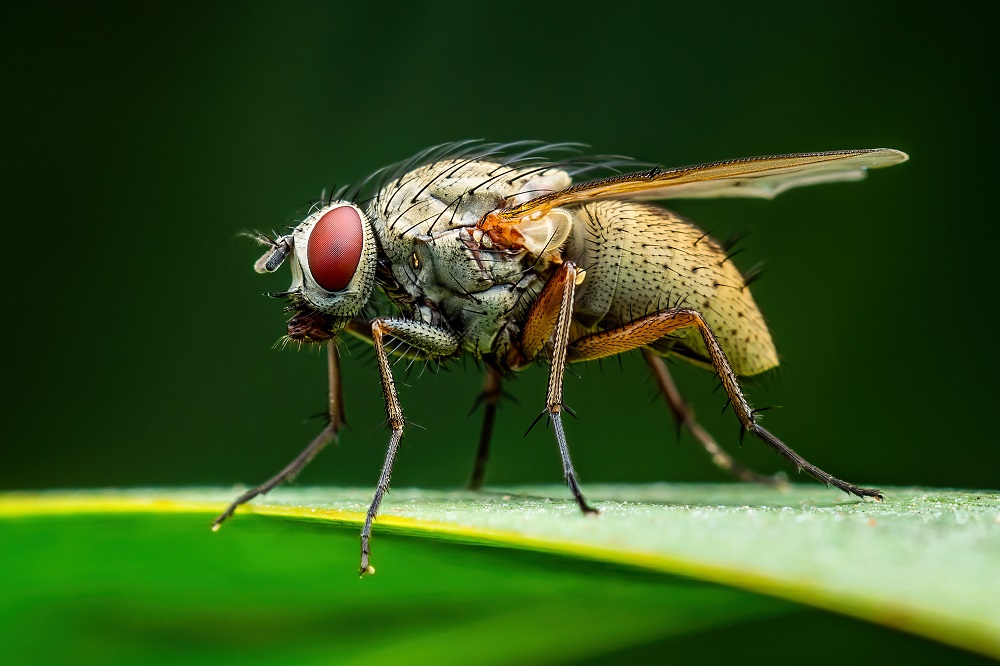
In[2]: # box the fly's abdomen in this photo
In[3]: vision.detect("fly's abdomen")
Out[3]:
[565,200,778,376]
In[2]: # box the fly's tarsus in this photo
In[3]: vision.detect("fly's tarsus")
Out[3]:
[750,424,885,501]
[211,422,339,531]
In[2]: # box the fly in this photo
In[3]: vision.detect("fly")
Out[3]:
[212,141,909,575]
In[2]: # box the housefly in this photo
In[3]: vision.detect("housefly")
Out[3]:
[212,141,908,575]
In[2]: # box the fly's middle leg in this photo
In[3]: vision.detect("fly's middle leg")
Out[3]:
[519,261,598,514]
[569,308,883,501]
[467,366,504,490]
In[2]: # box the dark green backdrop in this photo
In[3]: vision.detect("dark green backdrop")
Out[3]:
[3,2,995,494]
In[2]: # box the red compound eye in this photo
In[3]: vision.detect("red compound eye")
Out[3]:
[307,206,364,292]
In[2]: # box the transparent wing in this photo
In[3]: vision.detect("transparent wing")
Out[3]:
[487,148,908,225]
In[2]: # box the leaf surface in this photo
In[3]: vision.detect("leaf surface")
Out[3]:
[2,485,998,662]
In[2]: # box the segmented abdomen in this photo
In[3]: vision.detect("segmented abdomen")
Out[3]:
[566,200,778,376]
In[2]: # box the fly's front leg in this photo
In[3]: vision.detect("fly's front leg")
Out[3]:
[570,309,883,501]
[212,339,346,530]
[643,350,787,487]
[361,317,460,576]
[521,261,597,514]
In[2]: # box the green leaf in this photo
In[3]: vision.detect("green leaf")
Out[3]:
[2,485,998,663]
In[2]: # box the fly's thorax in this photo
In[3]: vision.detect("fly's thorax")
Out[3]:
[362,156,563,359]
[371,160,571,248]
[255,202,378,322]
[369,158,573,302]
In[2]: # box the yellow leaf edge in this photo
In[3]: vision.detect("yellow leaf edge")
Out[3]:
[2,490,996,660]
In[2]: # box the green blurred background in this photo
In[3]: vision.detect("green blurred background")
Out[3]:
[3,1,995,494]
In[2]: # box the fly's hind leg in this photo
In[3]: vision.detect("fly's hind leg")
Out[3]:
[643,350,787,487]
[212,339,347,530]
[569,309,883,501]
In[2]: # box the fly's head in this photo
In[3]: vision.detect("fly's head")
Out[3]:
[253,202,378,342]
